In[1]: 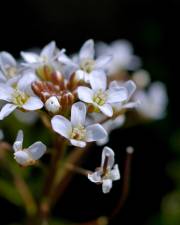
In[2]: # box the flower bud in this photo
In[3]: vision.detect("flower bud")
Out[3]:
[45,96,61,114]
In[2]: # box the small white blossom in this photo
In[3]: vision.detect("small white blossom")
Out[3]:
[0,51,22,83]
[21,41,64,70]
[0,76,43,120]
[14,111,39,125]
[58,39,111,82]
[51,102,107,148]
[45,96,61,114]
[132,69,151,89]
[77,71,128,117]
[134,81,168,119]
[88,146,120,194]
[13,130,46,166]
[109,80,139,111]
[96,40,141,74]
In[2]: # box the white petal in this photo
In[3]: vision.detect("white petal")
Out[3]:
[27,142,46,160]
[124,80,136,100]
[13,130,24,152]
[88,171,102,183]
[110,164,120,181]
[41,41,56,59]
[58,54,78,78]
[75,70,86,81]
[77,86,93,103]
[96,136,109,146]
[22,97,43,111]
[58,53,77,68]
[0,83,14,101]
[106,88,128,103]
[95,55,112,69]
[70,139,86,148]
[0,104,17,120]
[14,151,31,166]
[99,104,113,117]
[71,102,86,127]
[17,72,38,93]
[101,146,115,169]
[123,101,140,109]
[86,124,107,142]
[21,52,39,63]
[102,179,112,194]
[51,115,72,139]
[79,39,95,61]
[14,110,38,124]
[90,70,107,91]
[0,51,16,68]
[0,71,6,82]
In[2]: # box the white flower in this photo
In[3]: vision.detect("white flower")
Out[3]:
[109,80,139,111]
[51,102,107,148]
[21,41,64,69]
[77,71,128,117]
[45,96,61,114]
[88,146,120,193]
[0,76,43,120]
[0,51,22,83]
[134,82,168,120]
[13,130,46,166]
[132,69,151,89]
[96,40,141,74]
[14,111,39,125]
[58,39,111,82]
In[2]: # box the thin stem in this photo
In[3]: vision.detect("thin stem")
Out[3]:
[39,136,67,222]
[65,163,92,176]
[13,172,37,217]
[49,143,92,208]
[42,136,67,197]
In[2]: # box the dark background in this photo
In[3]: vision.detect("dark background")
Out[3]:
[0,1,179,224]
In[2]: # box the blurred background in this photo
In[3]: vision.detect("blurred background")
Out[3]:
[0,1,180,225]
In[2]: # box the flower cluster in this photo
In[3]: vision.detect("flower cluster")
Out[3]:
[0,39,168,193]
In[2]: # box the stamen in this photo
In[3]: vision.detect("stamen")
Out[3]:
[71,125,86,140]
[93,90,107,106]
[80,59,95,73]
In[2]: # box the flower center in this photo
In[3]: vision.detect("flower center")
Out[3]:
[80,59,95,73]
[12,89,29,107]
[5,65,17,78]
[93,90,107,106]
[71,125,86,140]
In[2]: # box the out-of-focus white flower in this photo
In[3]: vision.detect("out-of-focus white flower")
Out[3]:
[132,69,151,89]
[134,82,168,119]
[88,146,120,193]
[0,129,4,140]
[96,40,141,74]
[58,39,111,82]
[0,76,43,120]
[51,102,107,148]
[45,96,61,114]
[0,51,22,83]
[13,130,46,166]
[21,41,64,69]
[77,71,128,117]
[109,80,139,111]
[14,111,39,125]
